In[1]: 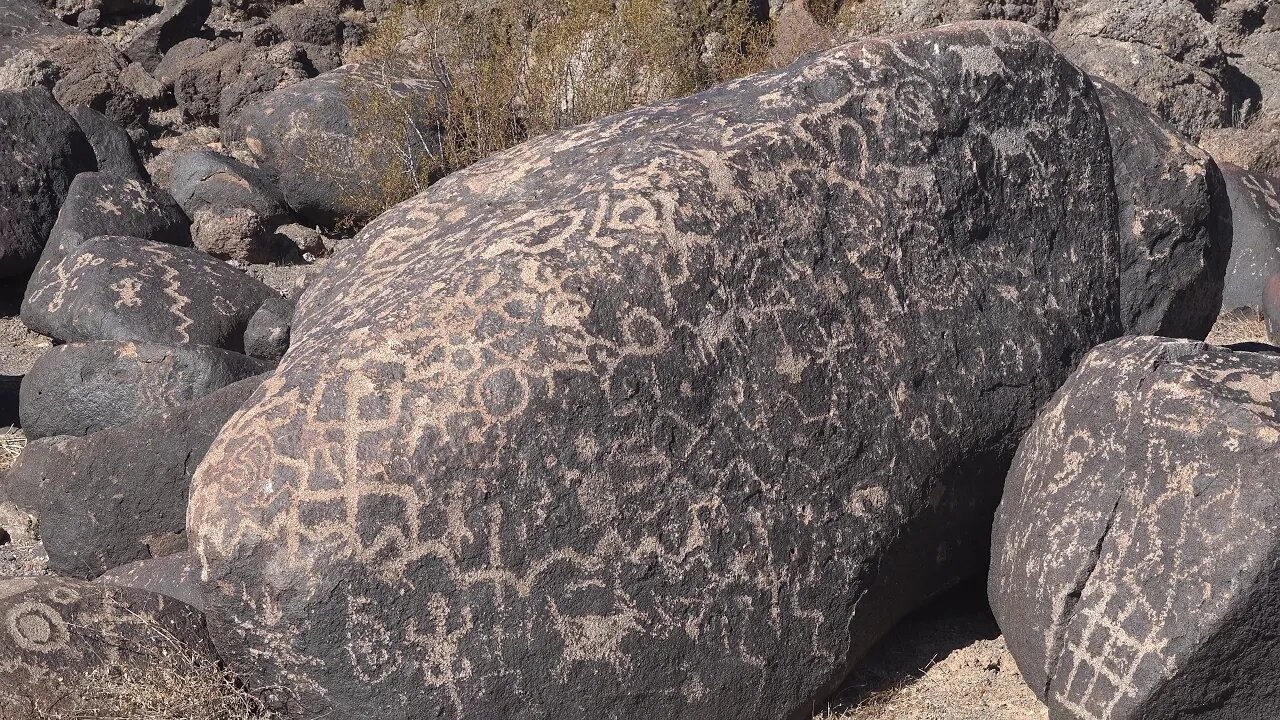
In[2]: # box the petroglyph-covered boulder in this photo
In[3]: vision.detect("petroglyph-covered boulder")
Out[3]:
[19,340,271,439]
[22,235,277,350]
[226,62,444,227]
[1219,165,1280,315]
[1093,79,1231,338]
[0,576,214,715]
[184,21,1206,719]
[4,375,265,578]
[97,551,204,610]
[168,150,292,226]
[990,337,1280,720]
[34,172,190,276]
[0,87,95,279]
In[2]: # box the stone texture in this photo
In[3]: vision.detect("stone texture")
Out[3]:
[879,0,1057,31]
[4,375,265,579]
[991,336,1280,720]
[190,206,290,262]
[1266,274,1280,344]
[97,551,204,610]
[226,62,444,227]
[19,340,271,439]
[0,576,214,715]
[67,105,149,184]
[1198,128,1280,178]
[169,150,292,225]
[0,87,95,279]
[33,172,190,277]
[1219,164,1280,314]
[22,235,277,350]
[124,0,212,72]
[243,295,293,361]
[186,22,1216,719]
[1094,79,1231,338]
[174,40,311,128]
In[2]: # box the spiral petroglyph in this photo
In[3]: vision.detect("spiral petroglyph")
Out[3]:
[189,21,1225,720]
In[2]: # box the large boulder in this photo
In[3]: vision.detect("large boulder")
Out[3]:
[33,172,191,275]
[877,0,1058,31]
[168,150,292,224]
[990,337,1280,720]
[226,62,445,227]
[4,375,265,579]
[22,235,277,350]
[1093,79,1232,337]
[67,105,149,184]
[0,576,215,715]
[0,87,95,279]
[188,22,1223,719]
[1219,165,1280,314]
[19,340,271,439]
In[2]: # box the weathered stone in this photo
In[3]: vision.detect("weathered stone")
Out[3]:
[33,172,190,276]
[268,0,341,47]
[19,340,271,439]
[1216,0,1280,130]
[4,375,265,578]
[226,62,445,227]
[243,295,293,361]
[1094,79,1232,338]
[1198,128,1280,178]
[22,235,276,350]
[991,336,1280,720]
[154,35,210,88]
[186,22,1217,719]
[97,551,204,610]
[169,150,292,225]
[0,87,95,279]
[67,105,150,184]
[190,206,290,262]
[1219,165,1280,314]
[1266,274,1280,343]
[174,40,311,128]
[123,0,212,72]
[0,576,214,715]
[879,0,1057,31]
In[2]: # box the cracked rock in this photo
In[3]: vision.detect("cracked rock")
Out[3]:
[991,336,1280,720]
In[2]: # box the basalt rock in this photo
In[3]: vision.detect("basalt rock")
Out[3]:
[22,235,276,350]
[242,295,293,361]
[97,551,204,610]
[67,105,149,184]
[991,336,1280,720]
[4,375,265,578]
[188,22,1216,719]
[0,576,214,715]
[19,340,271,439]
[169,150,292,226]
[0,87,95,279]
[124,0,212,72]
[1219,165,1280,314]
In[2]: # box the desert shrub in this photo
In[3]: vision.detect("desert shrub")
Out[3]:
[343,0,774,220]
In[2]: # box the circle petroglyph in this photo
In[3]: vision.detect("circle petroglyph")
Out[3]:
[7,602,67,652]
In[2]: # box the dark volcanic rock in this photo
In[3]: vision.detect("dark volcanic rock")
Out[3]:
[1094,79,1232,338]
[67,105,149,184]
[174,40,310,128]
[154,36,210,88]
[243,295,293,361]
[97,551,204,610]
[227,62,444,227]
[169,150,292,225]
[186,22,1214,720]
[123,0,212,72]
[0,576,214,715]
[3,375,265,579]
[991,337,1280,720]
[1219,165,1280,314]
[0,87,95,279]
[34,172,190,275]
[19,340,271,439]
[22,235,276,350]
[1266,274,1280,343]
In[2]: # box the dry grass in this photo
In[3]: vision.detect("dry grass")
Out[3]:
[0,429,25,473]
[1205,308,1270,346]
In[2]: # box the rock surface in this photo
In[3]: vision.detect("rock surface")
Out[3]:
[22,235,277,350]
[4,375,265,578]
[243,295,293,361]
[168,149,292,225]
[1219,165,1280,314]
[187,22,1218,719]
[97,551,204,610]
[0,87,95,279]
[67,105,149,184]
[123,0,213,72]
[19,340,271,439]
[991,336,1280,720]
[0,576,215,714]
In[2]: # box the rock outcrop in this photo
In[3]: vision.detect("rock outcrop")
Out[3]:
[1219,165,1280,314]
[991,337,1280,720]
[189,23,1220,719]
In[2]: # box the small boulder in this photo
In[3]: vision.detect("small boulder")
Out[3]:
[97,551,203,610]
[154,36,210,88]
[0,86,95,279]
[190,206,290,262]
[1219,165,1280,314]
[22,235,276,350]
[268,0,341,47]
[123,0,212,72]
[1199,128,1280,178]
[174,40,310,128]
[67,105,150,184]
[19,340,271,439]
[168,150,292,225]
[0,576,215,716]
[991,336,1280,720]
[3,375,265,578]
[243,295,293,361]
